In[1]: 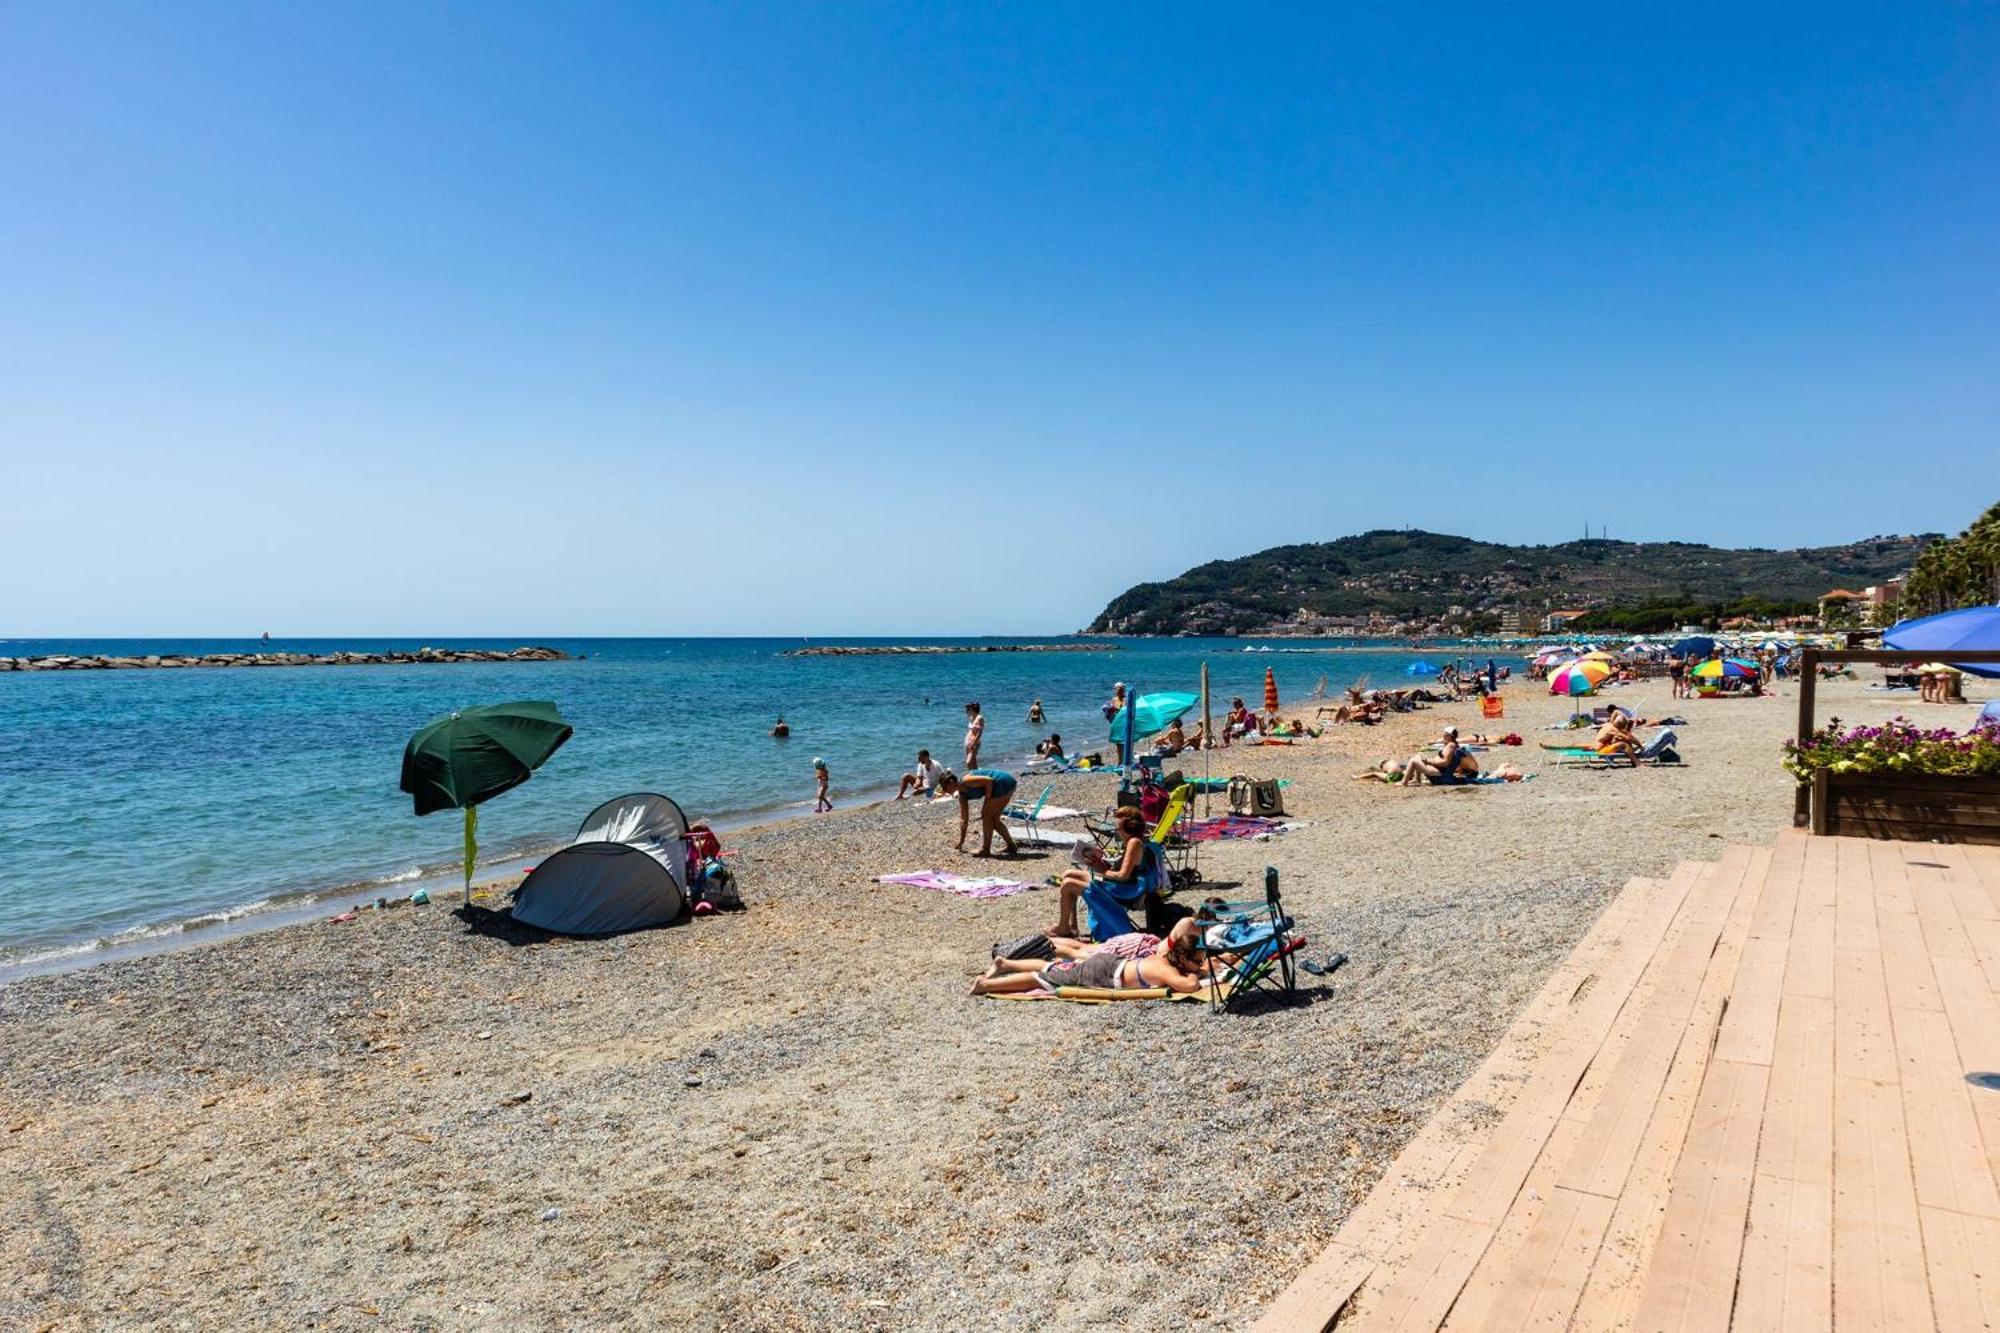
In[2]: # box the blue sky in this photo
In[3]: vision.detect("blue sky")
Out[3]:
[2,4,1995,635]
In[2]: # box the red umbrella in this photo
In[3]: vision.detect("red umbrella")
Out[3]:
[1263,667,1280,714]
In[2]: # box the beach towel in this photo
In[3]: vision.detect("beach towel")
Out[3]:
[875,871,1044,899]
[1004,824,1085,846]
[1184,815,1290,841]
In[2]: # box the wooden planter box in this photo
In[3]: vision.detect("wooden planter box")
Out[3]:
[1809,771,2000,845]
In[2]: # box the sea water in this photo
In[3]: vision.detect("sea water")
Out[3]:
[0,635,1474,973]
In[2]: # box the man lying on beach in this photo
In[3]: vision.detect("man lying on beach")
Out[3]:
[971,918,1209,996]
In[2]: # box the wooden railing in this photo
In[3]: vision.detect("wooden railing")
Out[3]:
[1792,647,2000,826]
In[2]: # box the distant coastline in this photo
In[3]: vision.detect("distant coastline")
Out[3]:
[0,644,569,673]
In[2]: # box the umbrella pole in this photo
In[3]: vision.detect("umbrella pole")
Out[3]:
[1201,662,1212,819]
[463,805,478,902]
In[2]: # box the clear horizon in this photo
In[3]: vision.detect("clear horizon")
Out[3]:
[4,5,1995,636]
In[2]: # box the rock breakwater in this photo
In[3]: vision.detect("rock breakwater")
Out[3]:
[782,643,1115,657]
[0,646,570,673]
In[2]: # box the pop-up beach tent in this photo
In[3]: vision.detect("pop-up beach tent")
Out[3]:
[511,793,691,934]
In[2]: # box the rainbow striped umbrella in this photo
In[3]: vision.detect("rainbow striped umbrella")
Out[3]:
[1548,659,1613,696]
[1691,657,1758,680]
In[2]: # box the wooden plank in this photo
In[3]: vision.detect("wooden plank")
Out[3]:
[1919,1205,2000,1332]
[1907,854,1977,964]
[1444,1185,1616,1331]
[1631,1058,1771,1332]
[1935,845,2000,924]
[1754,994,1834,1189]
[1570,849,1768,1331]
[1869,836,1920,915]
[1964,843,2000,917]
[1262,871,1703,1333]
[1890,1005,2000,1220]
[1258,1242,1375,1333]
[1834,839,1901,1089]
[1833,836,1881,951]
[1785,838,1837,1001]
[1749,835,1807,940]
[1931,957,2000,1202]
[1559,856,1756,1198]
[1438,1118,1588,1330]
[1349,867,1708,1330]
[1831,1073,1933,1330]
[1454,850,1749,1332]
[1714,934,1789,1066]
[1734,1172,1833,1332]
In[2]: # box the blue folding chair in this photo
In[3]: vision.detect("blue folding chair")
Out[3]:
[1003,783,1057,843]
[1186,866,1303,1013]
[1081,843,1164,940]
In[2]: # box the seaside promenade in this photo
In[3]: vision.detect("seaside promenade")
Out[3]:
[2,669,1990,1329]
[1259,831,2000,1330]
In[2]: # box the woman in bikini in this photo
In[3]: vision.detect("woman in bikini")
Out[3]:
[971,919,1208,996]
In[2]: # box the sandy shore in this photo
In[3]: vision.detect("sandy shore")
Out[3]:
[2,672,1987,1330]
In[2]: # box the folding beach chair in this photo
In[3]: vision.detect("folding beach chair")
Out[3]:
[1003,783,1056,843]
[1183,866,1303,1013]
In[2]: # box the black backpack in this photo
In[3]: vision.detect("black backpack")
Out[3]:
[993,932,1054,961]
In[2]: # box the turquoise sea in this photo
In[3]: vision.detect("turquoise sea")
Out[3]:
[0,635,1481,973]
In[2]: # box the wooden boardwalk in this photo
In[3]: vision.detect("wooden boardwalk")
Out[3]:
[1258,833,2000,1331]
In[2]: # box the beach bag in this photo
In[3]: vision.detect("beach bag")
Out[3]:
[690,861,744,913]
[1482,695,1506,719]
[1138,782,1170,824]
[993,932,1054,962]
[1247,779,1285,817]
[1227,775,1253,814]
[1143,893,1192,936]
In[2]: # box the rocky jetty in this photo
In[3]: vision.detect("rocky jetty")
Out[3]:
[0,645,569,673]
[782,643,1114,657]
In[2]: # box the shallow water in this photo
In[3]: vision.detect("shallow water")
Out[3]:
[0,635,1485,967]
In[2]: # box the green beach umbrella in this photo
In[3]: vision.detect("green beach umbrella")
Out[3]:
[399,700,574,897]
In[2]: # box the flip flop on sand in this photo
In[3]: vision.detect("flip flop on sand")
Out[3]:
[1300,952,1349,977]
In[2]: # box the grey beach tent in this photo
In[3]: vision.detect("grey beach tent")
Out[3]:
[511,793,691,934]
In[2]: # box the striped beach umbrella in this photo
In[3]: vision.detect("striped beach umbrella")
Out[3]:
[1690,657,1758,680]
[1548,659,1613,696]
[1263,666,1280,714]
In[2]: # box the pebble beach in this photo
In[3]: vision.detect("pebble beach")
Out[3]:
[2,671,1985,1331]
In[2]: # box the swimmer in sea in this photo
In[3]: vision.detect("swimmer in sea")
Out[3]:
[771,716,790,738]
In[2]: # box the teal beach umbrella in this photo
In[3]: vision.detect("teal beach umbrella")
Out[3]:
[1107,691,1199,742]
[399,700,574,897]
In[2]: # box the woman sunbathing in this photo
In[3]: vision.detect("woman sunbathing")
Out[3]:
[1401,735,1479,786]
[972,919,1208,996]
[1051,805,1155,939]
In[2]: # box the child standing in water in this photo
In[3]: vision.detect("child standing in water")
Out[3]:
[813,758,832,812]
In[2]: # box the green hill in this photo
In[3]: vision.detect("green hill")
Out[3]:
[1087,529,1934,635]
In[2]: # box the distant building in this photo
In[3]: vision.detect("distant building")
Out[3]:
[1543,608,1589,633]
[1863,576,1906,626]
[1818,588,1863,624]
[1497,607,1525,634]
